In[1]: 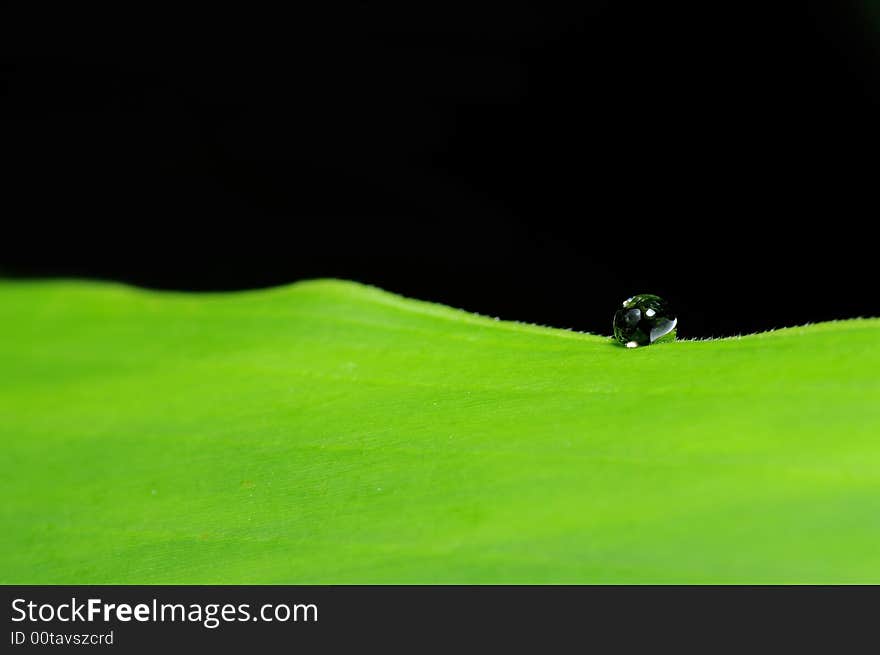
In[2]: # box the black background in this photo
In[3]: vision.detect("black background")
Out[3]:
[2,2,878,337]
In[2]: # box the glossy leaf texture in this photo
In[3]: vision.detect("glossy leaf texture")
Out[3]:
[1,279,879,583]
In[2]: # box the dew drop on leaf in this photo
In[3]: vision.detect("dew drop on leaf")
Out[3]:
[613,294,677,347]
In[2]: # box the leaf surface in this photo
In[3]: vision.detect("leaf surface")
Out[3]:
[2,279,879,583]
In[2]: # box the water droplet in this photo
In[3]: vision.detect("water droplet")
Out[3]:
[613,294,677,348]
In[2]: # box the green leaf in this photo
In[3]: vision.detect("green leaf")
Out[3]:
[2,279,879,583]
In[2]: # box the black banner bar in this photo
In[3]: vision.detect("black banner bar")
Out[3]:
[1,586,875,652]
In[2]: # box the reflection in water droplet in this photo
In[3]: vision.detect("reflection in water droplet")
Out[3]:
[613,294,677,348]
